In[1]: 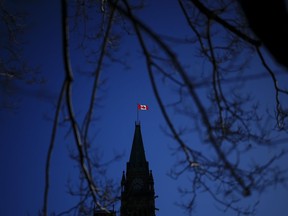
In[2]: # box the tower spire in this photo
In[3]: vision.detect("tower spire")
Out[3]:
[128,123,147,166]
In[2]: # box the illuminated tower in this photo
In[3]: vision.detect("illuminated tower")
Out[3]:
[120,123,156,216]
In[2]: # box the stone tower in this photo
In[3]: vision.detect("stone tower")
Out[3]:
[120,122,156,216]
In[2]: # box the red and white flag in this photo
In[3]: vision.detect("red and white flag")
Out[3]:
[138,104,149,110]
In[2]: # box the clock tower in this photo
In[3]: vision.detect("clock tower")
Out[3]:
[120,122,156,216]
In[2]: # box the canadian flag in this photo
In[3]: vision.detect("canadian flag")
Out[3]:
[138,104,149,110]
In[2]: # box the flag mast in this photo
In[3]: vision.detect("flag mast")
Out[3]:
[136,103,139,123]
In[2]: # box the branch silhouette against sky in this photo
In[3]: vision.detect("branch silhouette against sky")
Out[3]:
[1,0,288,216]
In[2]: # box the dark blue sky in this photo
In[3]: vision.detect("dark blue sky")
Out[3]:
[1,1,288,216]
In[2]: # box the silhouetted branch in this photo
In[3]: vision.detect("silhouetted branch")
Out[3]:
[61,0,110,212]
[42,80,67,216]
[0,1,41,110]
[186,0,260,46]
[256,47,288,131]
[82,0,118,177]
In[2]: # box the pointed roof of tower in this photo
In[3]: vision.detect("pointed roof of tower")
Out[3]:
[129,122,147,165]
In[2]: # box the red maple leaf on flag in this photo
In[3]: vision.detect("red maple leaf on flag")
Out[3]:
[138,104,149,110]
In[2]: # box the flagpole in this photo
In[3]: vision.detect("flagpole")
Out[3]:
[136,103,139,123]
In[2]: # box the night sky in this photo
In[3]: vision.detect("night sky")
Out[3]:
[1,1,288,216]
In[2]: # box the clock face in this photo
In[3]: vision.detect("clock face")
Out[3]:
[132,178,144,191]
